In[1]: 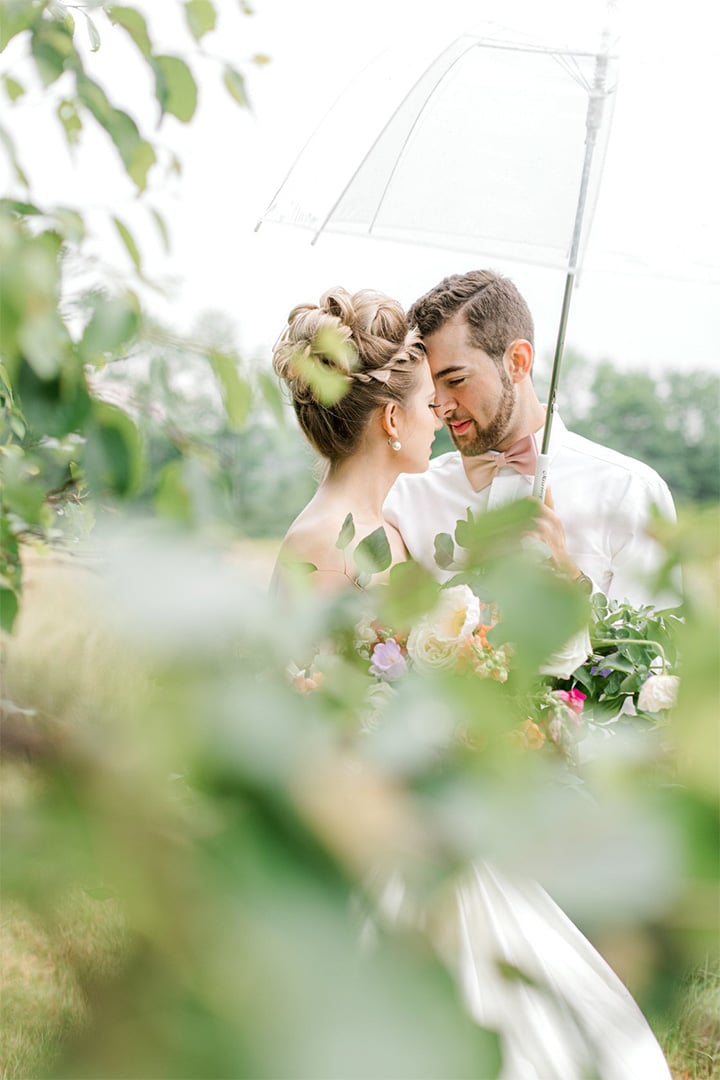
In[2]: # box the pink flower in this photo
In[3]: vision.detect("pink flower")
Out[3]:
[552,688,586,715]
[369,638,407,681]
[548,717,563,744]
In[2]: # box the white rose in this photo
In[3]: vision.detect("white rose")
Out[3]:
[539,626,592,679]
[406,622,460,672]
[355,614,379,645]
[637,674,680,712]
[431,585,481,642]
[406,585,481,673]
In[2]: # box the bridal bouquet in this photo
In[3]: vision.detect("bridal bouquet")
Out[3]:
[525,593,682,760]
[290,581,681,766]
[287,504,682,764]
[356,584,511,685]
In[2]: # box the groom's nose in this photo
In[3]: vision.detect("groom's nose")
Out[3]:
[432,386,456,418]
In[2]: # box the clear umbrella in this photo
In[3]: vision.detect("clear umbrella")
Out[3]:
[256,12,619,496]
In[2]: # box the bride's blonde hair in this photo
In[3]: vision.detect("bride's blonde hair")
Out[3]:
[273,287,425,463]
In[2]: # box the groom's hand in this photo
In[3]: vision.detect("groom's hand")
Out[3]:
[527,487,581,580]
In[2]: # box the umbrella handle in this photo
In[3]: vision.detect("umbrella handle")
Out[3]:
[532,453,550,500]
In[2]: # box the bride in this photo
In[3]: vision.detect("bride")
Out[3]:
[271,286,440,590]
[271,286,671,1079]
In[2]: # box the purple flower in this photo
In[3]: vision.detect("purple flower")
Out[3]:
[369,638,407,681]
[590,665,612,677]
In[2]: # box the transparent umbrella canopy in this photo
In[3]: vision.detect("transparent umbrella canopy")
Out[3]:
[257,19,619,494]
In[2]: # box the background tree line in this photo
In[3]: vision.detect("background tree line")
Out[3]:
[108,332,718,544]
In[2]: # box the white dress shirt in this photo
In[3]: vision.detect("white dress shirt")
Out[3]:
[384,414,677,607]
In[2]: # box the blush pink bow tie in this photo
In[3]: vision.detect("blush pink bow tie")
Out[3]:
[463,433,538,492]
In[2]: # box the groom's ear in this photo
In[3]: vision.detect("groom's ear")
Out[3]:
[505,339,533,382]
[381,401,399,439]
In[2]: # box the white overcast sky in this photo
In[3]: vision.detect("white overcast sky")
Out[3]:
[2,0,718,376]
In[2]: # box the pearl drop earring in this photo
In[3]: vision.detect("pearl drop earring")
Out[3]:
[388,437,402,451]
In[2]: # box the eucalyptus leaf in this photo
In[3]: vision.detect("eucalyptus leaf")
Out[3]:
[53,207,85,243]
[127,138,156,191]
[434,532,455,569]
[277,555,318,579]
[380,560,438,627]
[30,22,73,86]
[108,5,152,57]
[293,561,318,575]
[3,76,25,102]
[154,55,198,123]
[154,459,192,521]
[82,10,101,51]
[17,361,92,438]
[289,350,348,406]
[335,513,355,551]
[0,587,19,634]
[0,3,42,52]
[57,99,82,147]
[257,370,285,424]
[454,499,539,565]
[81,293,139,360]
[77,76,155,189]
[209,351,251,431]
[149,207,170,253]
[354,526,392,577]
[184,0,216,41]
[314,325,355,370]
[84,401,142,497]
[223,65,247,107]
[0,126,29,188]
[112,217,142,272]
[0,197,40,216]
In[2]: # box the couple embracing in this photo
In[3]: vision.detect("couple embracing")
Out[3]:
[271,268,674,1079]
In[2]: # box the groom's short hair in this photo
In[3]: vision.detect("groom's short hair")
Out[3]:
[408,270,535,362]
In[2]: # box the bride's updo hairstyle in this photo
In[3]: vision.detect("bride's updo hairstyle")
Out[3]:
[273,287,426,463]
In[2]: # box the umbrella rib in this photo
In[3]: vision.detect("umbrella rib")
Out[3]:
[308,37,479,245]
[367,42,481,238]
[253,50,387,234]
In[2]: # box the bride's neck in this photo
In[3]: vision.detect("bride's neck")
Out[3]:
[321,447,398,521]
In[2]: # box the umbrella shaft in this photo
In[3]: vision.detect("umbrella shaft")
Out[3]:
[541,268,575,458]
[538,31,611,470]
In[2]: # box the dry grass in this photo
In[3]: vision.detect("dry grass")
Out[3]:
[0,888,129,1080]
[661,960,720,1080]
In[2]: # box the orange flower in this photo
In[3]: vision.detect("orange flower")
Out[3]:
[292,669,325,694]
[519,718,546,749]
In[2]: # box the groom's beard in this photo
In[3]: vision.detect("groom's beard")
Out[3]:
[448,367,516,456]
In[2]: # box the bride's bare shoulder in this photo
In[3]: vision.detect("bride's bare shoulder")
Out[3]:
[277,507,347,574]
[274,503,407,594]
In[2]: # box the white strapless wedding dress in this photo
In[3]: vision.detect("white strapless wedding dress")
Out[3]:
[374,861,671,1079]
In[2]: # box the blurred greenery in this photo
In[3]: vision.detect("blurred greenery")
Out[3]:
[537,349,720,505]
[1,3,718,1079]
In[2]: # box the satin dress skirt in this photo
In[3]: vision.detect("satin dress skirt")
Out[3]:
[372,861,671,1080]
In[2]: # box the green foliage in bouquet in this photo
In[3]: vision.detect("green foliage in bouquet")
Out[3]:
[557,594,682,721]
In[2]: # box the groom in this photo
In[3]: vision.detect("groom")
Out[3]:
[384,270,676,607]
